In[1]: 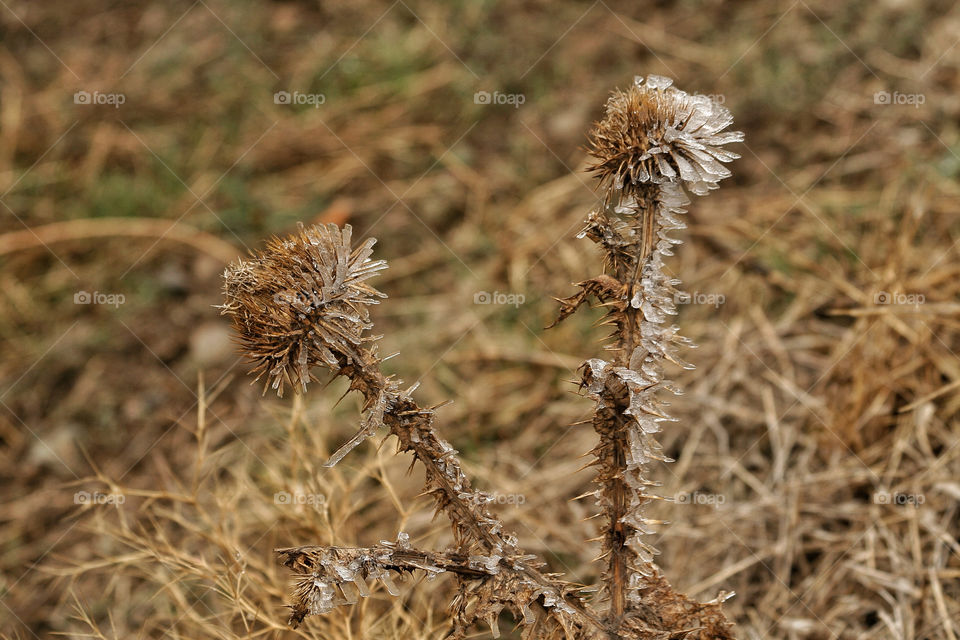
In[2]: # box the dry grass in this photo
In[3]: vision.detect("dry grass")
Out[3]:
[1,1,959,638]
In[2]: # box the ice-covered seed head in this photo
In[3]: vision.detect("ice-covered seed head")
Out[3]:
[588,74,744,198]
[220,223,388,396]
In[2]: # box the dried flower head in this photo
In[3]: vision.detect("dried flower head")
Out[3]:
[588,74,744,198]
[220,223,387,396]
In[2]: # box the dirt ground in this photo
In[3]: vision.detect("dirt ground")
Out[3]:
[1,1,958,638]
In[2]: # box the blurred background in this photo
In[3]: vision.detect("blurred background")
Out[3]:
[1,1,959,638]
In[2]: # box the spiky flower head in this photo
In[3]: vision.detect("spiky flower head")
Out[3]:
[588,74,744,199]
[220,223,387,396]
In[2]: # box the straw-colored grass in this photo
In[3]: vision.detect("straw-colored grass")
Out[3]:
[1,1,958,638]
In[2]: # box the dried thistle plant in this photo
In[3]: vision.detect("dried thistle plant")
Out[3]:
[221,74,743,639]
[550,74,744,637]
[222,224,598,636]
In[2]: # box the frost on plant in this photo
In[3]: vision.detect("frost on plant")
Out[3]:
[223,74,742,639]
[220,223,387,397]
[587,75,742,198]
[552,73,742,635]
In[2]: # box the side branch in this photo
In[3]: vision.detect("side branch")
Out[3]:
[277,539,496,626]
[548,275,627,328]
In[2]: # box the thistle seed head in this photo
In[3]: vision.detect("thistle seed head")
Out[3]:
[588,74,744,198]
[220,223,387,396]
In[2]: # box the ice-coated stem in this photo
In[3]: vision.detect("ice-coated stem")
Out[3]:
[559,181,692,615]
[322,346,603,632]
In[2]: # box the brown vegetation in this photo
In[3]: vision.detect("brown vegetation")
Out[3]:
[2,2,959,639]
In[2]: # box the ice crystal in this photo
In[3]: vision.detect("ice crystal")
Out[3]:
[323,387,392,467]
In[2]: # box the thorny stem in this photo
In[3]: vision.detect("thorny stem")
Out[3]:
[278,545,493,581]
[335,347,604,630]
[606,188,657,620]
